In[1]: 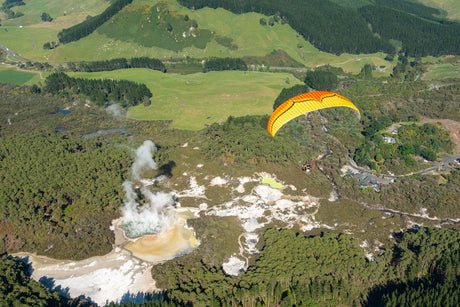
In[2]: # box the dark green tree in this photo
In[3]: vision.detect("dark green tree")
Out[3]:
[304,70,338,91]
[41,12,53,22]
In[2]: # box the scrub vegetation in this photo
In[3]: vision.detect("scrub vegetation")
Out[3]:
[1,74,460,305]
[1,0,460,306]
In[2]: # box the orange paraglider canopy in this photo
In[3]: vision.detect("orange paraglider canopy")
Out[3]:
[267,91,360,136]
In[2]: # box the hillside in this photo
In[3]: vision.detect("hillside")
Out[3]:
[0,0,392,74]
[1,0,460,306]
[176,0,460,56]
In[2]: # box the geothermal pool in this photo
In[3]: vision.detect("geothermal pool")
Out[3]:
[16,213,199,306]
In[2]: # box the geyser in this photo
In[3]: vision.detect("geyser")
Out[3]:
[121,140,176,238]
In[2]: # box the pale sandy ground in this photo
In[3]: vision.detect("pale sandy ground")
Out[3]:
[13,172,332,305]
[16,249,156,306]
[15,215,198,306]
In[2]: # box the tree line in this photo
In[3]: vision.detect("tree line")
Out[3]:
[144,226,460,306]
[177,0,460,57]
[203,57,248,72]
[66,57,167,73]
[44,72,152,107]
[177,0,394,55]
[374,0,441,20]
[57,0,133,44]
[0,255,61,305]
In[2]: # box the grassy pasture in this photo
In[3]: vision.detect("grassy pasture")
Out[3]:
[0,0,393,75]
[421,56,460,80]
[0,67,36,84]
[0,27,59,61]
[66,69,302,130]
[419,0,460,20]
[99,1,213,51]
[1,0,109,27]
[422,63,460,80]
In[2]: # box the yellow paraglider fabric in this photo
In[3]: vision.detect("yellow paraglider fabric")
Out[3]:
[267,91,360,136]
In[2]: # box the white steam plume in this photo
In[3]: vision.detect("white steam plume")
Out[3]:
[131,140,157,181]
[121,140,176,238]
[106,103,126,118]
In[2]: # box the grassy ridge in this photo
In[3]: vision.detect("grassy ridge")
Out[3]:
[0,0,109,27]
[0,0,392,74]
[98,1,212,51]
[66,69,302,130]
[0,0,458,76]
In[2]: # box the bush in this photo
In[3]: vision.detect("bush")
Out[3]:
[304,70,338,91]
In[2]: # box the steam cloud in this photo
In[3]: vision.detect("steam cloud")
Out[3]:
[121,140,176,238]
[106,103,127,118]
[130,140,157,181]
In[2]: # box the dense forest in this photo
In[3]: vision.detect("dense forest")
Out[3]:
[0,255,62,305]
[142,226,460,306]
[359,5,460,56]
[0,85,134,259]
[177,0,460,56]
[0,131,131,258]
[57,0,133,44]
[43,72,152,107]
[202,115,304,164]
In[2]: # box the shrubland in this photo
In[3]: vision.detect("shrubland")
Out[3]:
[1,58,460,304]
[0,1,460,304]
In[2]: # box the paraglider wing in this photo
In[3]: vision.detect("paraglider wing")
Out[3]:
[267,91,360,136]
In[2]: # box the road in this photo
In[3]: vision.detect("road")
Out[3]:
[0,43,26,62]
[346,153,460,186]
[269,66,308,72]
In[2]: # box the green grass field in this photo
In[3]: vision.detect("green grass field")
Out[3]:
[422,63,460,80]
[67,69,302,130]
[1,0,109,27]
[1,0,459,78]
[98,1,213,51]
[0,27,60,61]
[0,67,36,84]
[419,0,460,20]
[0,0,393,75]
